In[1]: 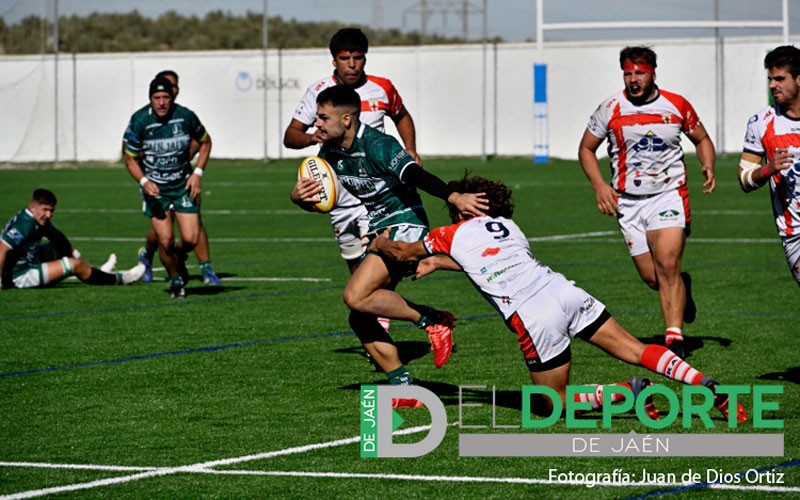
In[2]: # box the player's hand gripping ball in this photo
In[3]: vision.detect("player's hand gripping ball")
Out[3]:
[297,156,338,213]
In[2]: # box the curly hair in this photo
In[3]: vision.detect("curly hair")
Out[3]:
[446,172,514,223]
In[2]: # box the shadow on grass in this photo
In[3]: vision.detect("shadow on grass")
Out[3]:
[161,285,247,297]
[758,366,800,385]
[334,340,446,370]
[637,334,732,358]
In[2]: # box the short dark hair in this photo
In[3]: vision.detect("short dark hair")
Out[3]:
[446,173,514,222]
[32,188,57,206]
[329,28,368,57]
[317,84,361,115]
[619,46,657,70]
[149,76,174,98]
[155,69,179,84]
[765,45,800,78]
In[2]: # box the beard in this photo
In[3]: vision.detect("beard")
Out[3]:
[627,81,657,106]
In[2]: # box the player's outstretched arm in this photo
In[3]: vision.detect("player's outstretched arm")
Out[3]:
[370,229,426,261]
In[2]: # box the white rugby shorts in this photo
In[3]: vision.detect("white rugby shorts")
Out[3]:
[617,188,690,257]
[509,273,607,365]
[782,234,800,285]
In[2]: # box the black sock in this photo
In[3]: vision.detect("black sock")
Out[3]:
[84,268,119,285]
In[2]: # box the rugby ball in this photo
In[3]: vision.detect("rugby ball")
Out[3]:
[298,156,338,213]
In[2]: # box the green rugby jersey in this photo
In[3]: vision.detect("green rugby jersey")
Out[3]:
[1,208,51,279]
[123,103,208,191]
[320,123,427,233]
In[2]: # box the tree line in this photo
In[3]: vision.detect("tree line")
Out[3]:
[0,10,498,55]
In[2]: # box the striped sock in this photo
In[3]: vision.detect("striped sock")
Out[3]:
[573,382,631,411]
[665,327,683,345]
[641,344,704,385]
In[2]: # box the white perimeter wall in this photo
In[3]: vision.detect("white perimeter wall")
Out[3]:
[0,35,793,163]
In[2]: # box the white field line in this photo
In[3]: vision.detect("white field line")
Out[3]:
[0,424,437,499]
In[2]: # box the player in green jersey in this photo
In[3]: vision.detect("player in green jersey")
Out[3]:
[123,77,212,298]
[135,70,222,286]
[293,84,488,407]
[1,189,144,290]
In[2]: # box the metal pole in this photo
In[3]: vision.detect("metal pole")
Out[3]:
[536,0,543,52]
[73,52,77,161]
[277,47,283,160]
[480,0,487,161]
[262,0,269,164]
[53,0,59,165]
[783,0,789,43]
[714,0,724,153]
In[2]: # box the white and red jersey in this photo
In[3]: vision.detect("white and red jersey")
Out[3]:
[295,73,407,223]
[742,104,800,237]
[586,88,702,196]
[423,216,557,319]
[292,73,405,130]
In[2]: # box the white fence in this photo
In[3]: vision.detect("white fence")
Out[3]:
[0,35,794,163]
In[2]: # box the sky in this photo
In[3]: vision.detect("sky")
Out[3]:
[1,0,799,43]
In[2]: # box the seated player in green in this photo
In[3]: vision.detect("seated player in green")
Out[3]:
[0,189,144,290]
[369,174,746,422]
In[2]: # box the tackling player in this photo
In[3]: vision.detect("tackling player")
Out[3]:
[738,45,800,287]
[578,46,717,358]
[369,174,746,422]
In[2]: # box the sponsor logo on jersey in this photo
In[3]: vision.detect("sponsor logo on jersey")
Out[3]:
[5,227,22,244]
[579,297,596,315]
[632,131,667,153]
[481,247,501,257]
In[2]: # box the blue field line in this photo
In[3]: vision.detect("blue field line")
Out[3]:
[0,313,497,378]
[623,458,800,499]
[0,285,345,322]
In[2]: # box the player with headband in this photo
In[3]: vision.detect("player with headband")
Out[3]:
[578,46,717,358]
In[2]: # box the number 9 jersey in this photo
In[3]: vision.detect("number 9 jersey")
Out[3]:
[423,216,557,319]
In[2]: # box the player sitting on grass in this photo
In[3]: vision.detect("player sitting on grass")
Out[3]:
[370,174,746,422]
[1,189,144,290]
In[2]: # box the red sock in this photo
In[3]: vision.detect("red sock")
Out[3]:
[641,344,703,385]
[573,382,631,411]
[665,327,683,345]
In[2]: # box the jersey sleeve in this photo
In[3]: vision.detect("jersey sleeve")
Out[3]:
[586,101,610,140]
[423,223,459,255]
[186,109,208,142]
[743,113,766,157]
[374,134,415,179]
[123,116,142,157]
[384,79,404,118]
[292,82,327,126]
[677,97,701,135]
[1,214,32,249]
